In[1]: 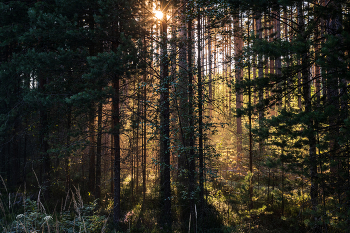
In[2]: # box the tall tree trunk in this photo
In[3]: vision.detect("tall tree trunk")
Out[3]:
[112,19,121,223]
[275,9,281,108]
[112,75,121,226]
[88,11,96,195]
[252,17,257,106]
[314,21,321,103]
[197,9,204,215]
[284,7,292,107]
[234,12,243,155]
[257,14,264,155]
[142,34,147,202]
[159,3,172,229]
[187,12,196,232]
[297,6,303,111]
[177,1,189,229]
[247,18,253,210]
[208,15,213,118]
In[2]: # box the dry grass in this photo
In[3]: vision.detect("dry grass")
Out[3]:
[0,176,108,233]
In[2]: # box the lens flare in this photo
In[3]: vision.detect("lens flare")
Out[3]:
[154,10,163,20]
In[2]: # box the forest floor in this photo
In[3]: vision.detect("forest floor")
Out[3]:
[0,173,310,233]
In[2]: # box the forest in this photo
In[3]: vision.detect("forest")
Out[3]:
[0,0,349,232]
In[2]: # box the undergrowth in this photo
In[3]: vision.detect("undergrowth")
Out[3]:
[0,179,108,233]
[2,171,346,232]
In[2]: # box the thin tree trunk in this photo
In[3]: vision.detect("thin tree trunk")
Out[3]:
[136,91,140,195]
[208,16,213,118]
[275,9,281,109]
[198,10,204,215]
[96,102,102,201]
[65,107,71,193]
[187,13,196,232]
[142,34,147,202]
[297,6,302,111]
[248,18,253,210]
[110,130,114,195]
[39,75,50,200]
[88,9,96,196]
[131,131,134,200]
[112,75,121,226]
[88,107,96,194]
[234,12,243,155]
[257,14,264,156]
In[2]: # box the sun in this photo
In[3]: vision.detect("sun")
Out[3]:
[154,10,164,20]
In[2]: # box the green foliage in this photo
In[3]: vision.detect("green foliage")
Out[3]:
[1,194,108,233]
[229,0,350,231]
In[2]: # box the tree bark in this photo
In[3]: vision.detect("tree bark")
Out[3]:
[96,102,102,201]
[208,16,213,118]
[112,76,121,226]
[234,12,243,155]
[142,34,147,202]
[256,14,264,155]
[197,9,204,215]
[159,3,172,229]
[247,18,253,210]
[88,106,96,195]
[187,13,196,232]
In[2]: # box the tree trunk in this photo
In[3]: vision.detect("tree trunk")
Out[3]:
[275,9,281,109]
[197,10,204,215]
[325,0,343,207]
[247,18,253,210]
[88,106,96,194]
[65,107,71,193]
[142,34,147,202]
[112,75,121,226]
[96,102,102,201]
[234,12,243,155]
[136,91,140,195]
[39,75,50,200]
[159,3,172,229]
[187,13,196,232]
[208,16,213,118]
[177,1,189,229]
[257,14,264,155]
